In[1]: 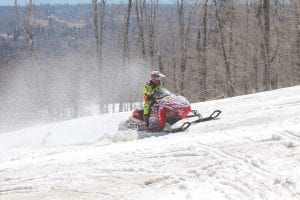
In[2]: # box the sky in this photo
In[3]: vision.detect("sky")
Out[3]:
[0,0,172,6]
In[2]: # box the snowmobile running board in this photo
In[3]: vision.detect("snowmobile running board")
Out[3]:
[168,110,222,133]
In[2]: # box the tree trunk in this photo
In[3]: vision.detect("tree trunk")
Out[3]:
[92,0,106,114]
[14,0,34,55]
[135,0,147,62]
[170,20,178,93]
[262,0,272,90]
[158,51,163,72]
[294,0,300,83]
[296,25,300,84]
[228,0,237,95]
[196,0,208,101]
[122,0,132,68]
[120,0,133,112]
[253,43,259,92]
[177,0,192,96]
[145,0,159,69]
[213,0,233,97]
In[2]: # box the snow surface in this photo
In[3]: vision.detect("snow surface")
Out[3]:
[1,86,300,200]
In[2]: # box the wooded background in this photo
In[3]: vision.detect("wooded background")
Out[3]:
[0,0,299,132]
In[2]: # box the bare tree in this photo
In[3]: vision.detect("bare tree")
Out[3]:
[135,0,147,62]
[14,0,34,55]
[213,0,234,97]
[196,0,209,101]
[92,0,107,114]
[293,0,300,83]
[177,0,193,96]
[256,0,272,90]
[93,0,106,69]
[119,0,133,112]
[169,15,179,93]
[145,0,159,69]
[245,0,259,92]
[262,0,272,90]
[123,0,133,67]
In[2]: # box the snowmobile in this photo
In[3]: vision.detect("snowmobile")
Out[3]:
[118,87,222,133]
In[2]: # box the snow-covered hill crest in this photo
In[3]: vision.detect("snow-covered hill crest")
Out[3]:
[0,86,300,200]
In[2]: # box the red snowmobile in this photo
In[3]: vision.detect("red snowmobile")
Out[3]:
[119,88,221,133]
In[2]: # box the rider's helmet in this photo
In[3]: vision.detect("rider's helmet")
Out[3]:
[151,71,165,83]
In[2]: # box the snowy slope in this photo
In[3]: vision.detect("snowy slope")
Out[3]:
[0,86,300,200]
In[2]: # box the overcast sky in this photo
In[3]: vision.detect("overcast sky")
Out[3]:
[0,0,172,6]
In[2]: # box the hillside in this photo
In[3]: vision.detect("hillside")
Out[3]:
[0,86,300,200]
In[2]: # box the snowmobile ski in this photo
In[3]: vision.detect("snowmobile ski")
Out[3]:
[168,110,222,133]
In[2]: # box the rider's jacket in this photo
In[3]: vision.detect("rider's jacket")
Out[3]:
[143,80,162,116]
[143,80,162,101]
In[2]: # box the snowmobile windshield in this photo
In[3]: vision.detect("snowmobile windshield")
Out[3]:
[152,87,171,100]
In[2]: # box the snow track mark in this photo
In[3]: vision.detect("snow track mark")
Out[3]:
[279,130,300,142]
[196,142,296,198]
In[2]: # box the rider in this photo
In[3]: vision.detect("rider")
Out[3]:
[143,70,165,127]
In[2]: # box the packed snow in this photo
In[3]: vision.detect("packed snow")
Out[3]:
[1,86,300,200]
